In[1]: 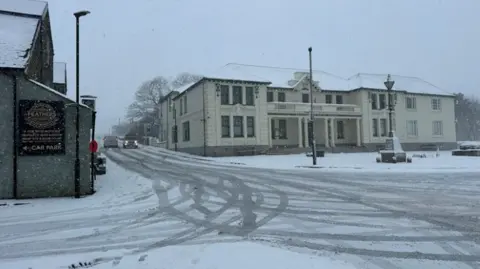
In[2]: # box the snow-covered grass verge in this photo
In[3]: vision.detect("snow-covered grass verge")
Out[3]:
[2,241,356,269]
[213,151,480,172]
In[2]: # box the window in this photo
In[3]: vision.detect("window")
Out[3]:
[232,86,243,104]
[271,119,276,139]
[233,116,243,137]
[182,121,190,141]
[431,98,441,111]
[379,94,386,109]
[179,99,183,115]
[278,119,287,139]
[325,94,332,104]
[267,91,274,102]
[380,118,387,137]
[336,120,345,139]
[302,93,309,103]
[405,96,416,109]
[247,116,255,137]
[432,120,443,136]
[184,95,187,113]
[372,119,378,137]
[277,92,286,102]
[371,93,378,109]
[221,116,230,138]
[336,95,343,104]
[246,87,254,105]
[407,120,418,136]
[220,85,229,105]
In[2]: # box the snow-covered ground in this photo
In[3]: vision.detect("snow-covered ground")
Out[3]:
[2,241,356,269]
[1,146,479,269]
[213,151,480,172]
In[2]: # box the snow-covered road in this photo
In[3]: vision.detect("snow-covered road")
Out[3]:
[1,147,480,269]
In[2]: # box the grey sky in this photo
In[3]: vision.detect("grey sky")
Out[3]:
[45,0,479,134]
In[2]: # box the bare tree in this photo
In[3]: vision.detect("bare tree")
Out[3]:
[171,72,202,89]
[455,93,480,141]
[126,76,171,120]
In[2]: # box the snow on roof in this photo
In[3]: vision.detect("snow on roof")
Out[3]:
[0,13,39,68]
[53,62,66,84]
[219,63,350,91]
[0,0,47,17]
[29,79,90,109]
[205,64,272,84]
[172,80,200,94]
[348,73,454,96]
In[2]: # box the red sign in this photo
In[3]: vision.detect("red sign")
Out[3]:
[89,140,98,153]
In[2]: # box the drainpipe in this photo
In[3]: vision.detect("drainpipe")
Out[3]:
[3,70,19,199]
[202,82,207,156]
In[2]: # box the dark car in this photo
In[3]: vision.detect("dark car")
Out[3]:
[103,136,119,148]
[94,153,107,175]
[123,137,138,149]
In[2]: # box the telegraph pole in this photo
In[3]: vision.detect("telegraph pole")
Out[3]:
[308,47,317,165]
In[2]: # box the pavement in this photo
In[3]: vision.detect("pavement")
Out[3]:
[1,147,480,269]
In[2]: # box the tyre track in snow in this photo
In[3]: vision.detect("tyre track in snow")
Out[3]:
[129,147,480,268]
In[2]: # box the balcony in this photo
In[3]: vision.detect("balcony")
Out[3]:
[267,102,362,116]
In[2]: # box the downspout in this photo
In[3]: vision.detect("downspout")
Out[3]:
[11,72,19,199]
[166,99,169,149]
[202,82,207,156]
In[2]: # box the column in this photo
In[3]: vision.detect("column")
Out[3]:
[304,118,309,147]
[356,118,361,146]
[324,118,329,148]
[298,117,303,147]
[243,115,247,138]
[267,117,272,146]
[329,118,336,147]
[230,114,234,138]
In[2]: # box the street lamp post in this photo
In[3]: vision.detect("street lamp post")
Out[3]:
[384,74,395,137]
[73,10,90,199]
[308,47,317,165]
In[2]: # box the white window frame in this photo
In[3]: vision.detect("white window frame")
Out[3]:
[405,96,416,110]
[406,120,418,137]
[380,118,387,137]
[372,119,378,137]
[431,98,441,111]
[432,120,443,136]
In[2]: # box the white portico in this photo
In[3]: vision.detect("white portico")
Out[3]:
[267,102,362,148]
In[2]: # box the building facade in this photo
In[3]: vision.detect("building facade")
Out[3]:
[158,64,456,157]
[0,0,93,198]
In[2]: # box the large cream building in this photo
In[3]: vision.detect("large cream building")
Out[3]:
[157,63,456,156]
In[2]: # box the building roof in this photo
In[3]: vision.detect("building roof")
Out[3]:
[219,63,349,91]
[0,13,39,68]
[217,63,453,96]
[205,64,272,84]
[29,79,90,109]
[0,0,47,17]
[172,81,199,94]
[53,62,66,84]
[348,73,454,96]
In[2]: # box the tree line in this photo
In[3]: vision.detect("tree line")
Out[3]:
[112,72,201,137]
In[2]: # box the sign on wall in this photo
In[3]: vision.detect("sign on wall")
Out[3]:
[18,100,66,156]
[81,99,95,110]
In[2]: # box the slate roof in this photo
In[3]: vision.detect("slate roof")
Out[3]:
[0,0,48,69]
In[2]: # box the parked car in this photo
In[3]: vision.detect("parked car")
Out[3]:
[123,137,138,149]
[94,153,107,175]
[103,135,119,148]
